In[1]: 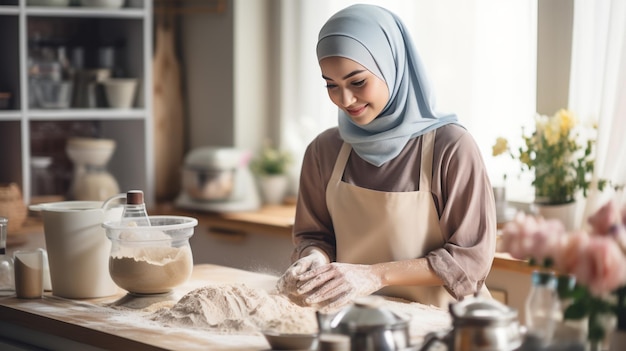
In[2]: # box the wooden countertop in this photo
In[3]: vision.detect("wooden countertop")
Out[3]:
[0,264,450,351]
[152,203,296,238]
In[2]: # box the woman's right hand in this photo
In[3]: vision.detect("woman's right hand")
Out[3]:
[276,249,328,305]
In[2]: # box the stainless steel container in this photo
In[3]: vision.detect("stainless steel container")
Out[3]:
[317,296,411,351]
[418,296,524,351]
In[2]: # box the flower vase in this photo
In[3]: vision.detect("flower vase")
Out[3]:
[533,201,578,230]
[257,174,289,205]
[554,275,588,349]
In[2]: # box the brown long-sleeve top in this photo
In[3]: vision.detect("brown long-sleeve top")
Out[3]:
[292,124,497,299]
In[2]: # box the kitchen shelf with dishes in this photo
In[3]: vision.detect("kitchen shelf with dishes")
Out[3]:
[0,0,154,206]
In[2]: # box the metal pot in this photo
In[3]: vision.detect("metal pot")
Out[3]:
[317,296,411,351]
[418,296,524,351]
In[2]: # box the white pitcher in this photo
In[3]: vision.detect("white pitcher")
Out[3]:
[30,201,122,299]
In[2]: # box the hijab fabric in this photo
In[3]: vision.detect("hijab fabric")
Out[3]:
[317,4,459,166]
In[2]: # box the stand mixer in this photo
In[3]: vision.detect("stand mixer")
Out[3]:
[174,147,261,212]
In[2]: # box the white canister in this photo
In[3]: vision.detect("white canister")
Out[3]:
[30,201,122,298]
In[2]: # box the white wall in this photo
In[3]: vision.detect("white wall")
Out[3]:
[180,1,574,165]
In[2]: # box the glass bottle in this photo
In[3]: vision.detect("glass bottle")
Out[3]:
[525,270,562,345]
[0,217,15,296]
[121,190,151,227]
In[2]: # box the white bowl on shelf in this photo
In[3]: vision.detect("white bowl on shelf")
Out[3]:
[66,137,117,167]
[102,78,138,109]
[79,0,125,8]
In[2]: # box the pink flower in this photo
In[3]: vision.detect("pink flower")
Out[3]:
[500,212,567,264]
[554,231,590,274]
[588,201,622,235]
[570,236,626,296]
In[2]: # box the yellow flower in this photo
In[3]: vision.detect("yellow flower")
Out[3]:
[556,108,576,135]
[492,137,509,156]
[492,108,601,205]
[543,123,560,145]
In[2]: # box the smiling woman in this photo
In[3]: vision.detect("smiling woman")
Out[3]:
[276,0,538,199]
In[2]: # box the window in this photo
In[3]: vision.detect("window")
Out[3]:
[279,0,538,200]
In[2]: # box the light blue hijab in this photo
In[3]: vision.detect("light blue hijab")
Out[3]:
[317,4,459,166]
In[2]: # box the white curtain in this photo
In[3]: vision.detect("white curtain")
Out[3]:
[278,0,537,197]
[569,0,626,217]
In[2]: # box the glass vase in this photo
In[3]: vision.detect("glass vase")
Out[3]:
[554,274,587,350]
[525,270,562,345]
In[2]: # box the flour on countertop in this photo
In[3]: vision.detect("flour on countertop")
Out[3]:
[150,283,319,334]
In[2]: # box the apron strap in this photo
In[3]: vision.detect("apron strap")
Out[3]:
[330,142,353,183]
[419,130,436,191]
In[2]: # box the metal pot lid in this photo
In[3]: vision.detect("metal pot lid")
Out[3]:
[184,147,244,170]
[449,295,518,326]
[332,296,409,332]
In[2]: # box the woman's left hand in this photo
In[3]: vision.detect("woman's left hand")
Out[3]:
[296,262,383,312]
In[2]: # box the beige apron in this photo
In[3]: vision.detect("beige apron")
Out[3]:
[325,130,456,308]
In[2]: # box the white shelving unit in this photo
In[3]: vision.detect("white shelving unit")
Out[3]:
[0,0,153,205]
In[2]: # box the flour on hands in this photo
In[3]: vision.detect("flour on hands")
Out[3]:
[296,262,383,313]
[276,250,328,306]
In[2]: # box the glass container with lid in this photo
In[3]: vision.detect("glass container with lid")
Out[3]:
[0,217,15,296]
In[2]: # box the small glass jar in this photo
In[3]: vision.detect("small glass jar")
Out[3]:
[0,217,15,296]
[525,270,562,345]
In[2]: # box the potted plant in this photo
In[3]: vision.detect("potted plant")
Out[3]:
[250,140,293,205]
[492,109,611,228]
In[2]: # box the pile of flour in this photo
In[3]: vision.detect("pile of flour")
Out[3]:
[150,283,318,334]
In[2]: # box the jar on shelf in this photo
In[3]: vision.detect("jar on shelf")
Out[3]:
[0,217,15,296]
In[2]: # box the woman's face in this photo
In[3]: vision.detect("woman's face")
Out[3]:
[319,56,389,126]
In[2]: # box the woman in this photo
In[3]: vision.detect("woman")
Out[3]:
[277,4,496,312]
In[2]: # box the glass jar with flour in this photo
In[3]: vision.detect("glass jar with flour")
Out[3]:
[102,215,197,295]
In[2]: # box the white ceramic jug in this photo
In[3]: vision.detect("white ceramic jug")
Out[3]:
[30,201,122,298]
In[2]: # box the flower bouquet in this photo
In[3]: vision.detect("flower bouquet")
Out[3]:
[500,200,626,349]
[492,109,604,205]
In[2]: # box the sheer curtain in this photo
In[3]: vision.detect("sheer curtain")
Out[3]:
[569,0,626,217]
[278,0,537,197]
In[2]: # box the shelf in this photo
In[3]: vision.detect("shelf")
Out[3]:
[25,108,147,120]
[0,0,153,205]
[0,6,19,15]
[0,111,22,120]
[25,6,147,18]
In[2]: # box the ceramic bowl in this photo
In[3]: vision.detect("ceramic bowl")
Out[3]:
[262,330,318,350]
[66,137,116,167]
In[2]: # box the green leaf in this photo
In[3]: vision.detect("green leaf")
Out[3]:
[564,300,588,320]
